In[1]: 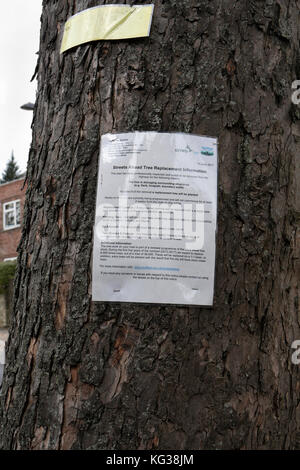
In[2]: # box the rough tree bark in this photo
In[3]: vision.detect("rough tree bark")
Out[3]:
[0,0,299,450]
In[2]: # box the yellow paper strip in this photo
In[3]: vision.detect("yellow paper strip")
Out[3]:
[61,4,154,53]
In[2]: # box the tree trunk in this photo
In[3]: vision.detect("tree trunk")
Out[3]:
[0,0,299,450]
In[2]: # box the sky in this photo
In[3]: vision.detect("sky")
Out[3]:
[0,1,42,178]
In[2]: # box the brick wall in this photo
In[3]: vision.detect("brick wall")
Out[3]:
[0,178,26,262]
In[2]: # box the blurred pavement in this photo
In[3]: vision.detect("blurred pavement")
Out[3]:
[0,329,8,387]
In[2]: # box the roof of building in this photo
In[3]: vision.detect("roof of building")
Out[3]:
[0,175,26,188]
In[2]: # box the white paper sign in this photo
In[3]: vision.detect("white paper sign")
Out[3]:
[92,132,218,306]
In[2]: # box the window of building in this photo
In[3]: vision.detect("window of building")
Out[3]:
[3,200,21,230]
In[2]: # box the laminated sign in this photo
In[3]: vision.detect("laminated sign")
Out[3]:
[92,132,218,306]
[61,4,154,53]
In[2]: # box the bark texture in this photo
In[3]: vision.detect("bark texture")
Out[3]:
[0,0,300,450]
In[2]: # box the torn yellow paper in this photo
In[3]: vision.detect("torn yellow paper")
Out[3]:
[61,4,154,53]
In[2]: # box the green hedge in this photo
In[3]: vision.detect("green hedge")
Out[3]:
[0,261,16,294]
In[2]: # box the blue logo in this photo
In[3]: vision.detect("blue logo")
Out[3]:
[175,145,214,156]
[201,146,214,156]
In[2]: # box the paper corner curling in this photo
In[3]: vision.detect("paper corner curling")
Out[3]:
[60,4,155,54]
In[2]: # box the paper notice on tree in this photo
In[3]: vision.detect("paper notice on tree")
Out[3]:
[92,132,218,306]
[61,4,154,53]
